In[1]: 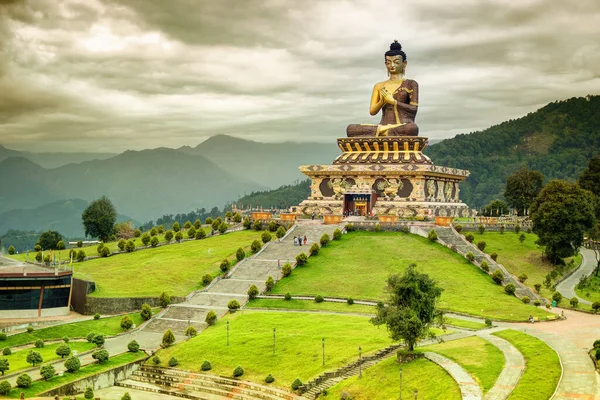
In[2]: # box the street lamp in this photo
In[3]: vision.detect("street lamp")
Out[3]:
[273,328,276,355]
[358,346,362,378]
[322,338,325,366]
[226,321,230,346]
[399,367,403,400]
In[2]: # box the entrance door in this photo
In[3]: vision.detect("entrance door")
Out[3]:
[355,202,367,216]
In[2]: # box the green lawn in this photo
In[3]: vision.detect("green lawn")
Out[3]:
[154,311,397,389]
[0,311,149,348]
[326,357,461,400]
[4,352,146,398]
[2,342,95,375]
[246,298,376,314]
[470,231,581,298]
[272,232,552,321]
[73,229,263,297]
[492,329,561,400]
[575,274,600,303]
[445,317,488,330]
[420,336,504,393]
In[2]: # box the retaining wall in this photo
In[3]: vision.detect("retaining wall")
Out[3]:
[83,295,185,315]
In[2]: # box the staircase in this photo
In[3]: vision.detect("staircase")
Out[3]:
[117,366,301,400]
[299,343,403,399]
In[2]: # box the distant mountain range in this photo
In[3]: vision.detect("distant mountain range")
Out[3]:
[0,145,116,168]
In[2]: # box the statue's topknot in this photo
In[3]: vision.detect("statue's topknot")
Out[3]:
[385,40,407,61]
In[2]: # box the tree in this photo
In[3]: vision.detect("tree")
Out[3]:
[93,334,105,347]
[38,230,63,250]
[248,284,259,299]
[164,230,174,242]
[172,222,181,232]
[276,226,286,239]
[481,199,509,217]
[205,311,217,325]
[115,221,136,239]
[82,196,117,241]
[162,329,176,347]
[16,373,31,388]
[40,364,55,380]
[141,233,151,246]
[0,379,10,395]
[120,316,133,331]
[504,167,544,215]
[371,264,443,351]
[578,156,600,199]
[127,340,140,352]
[175,231,183,242]
[84,386,94,399]
[56,240,65,250]
[122,392,132,400]
[140,303,152,321]
[64,356,81,372]
[0,358,9,375]
[92,349,109,363]
[55,344,71,358]
[150,236,159,247]
[7,245,15,255]
[125,240,135,253]
[530,180,597,263]
[26,350,43,367]
[184,326,197,338]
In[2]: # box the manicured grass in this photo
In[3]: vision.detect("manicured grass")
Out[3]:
[154,311,397,389]
[272,232,552,321]
[492,329,561,400]
[575,274,600,303]
[73,229,264,297]
[327,357,461,400]
[5,352,146,398]
[2,342,95,375]
[0,311,148,348]
[470,231,581,298]
[445,317,488,330]
[420,336,504,393]
[246,298,376,314]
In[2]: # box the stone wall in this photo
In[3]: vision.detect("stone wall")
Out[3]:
[83,295,186,315]
[40,356,147,397]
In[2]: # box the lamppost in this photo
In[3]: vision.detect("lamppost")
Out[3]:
[399,367,403,400]
[322,338,325,366]
[414,389,418,399]
[273,328,276,355]
[226,321,230,346]
[358,346,362,378]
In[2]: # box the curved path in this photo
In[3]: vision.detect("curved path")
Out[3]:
[424,351,483,400]
[556,248,597,305]
[477,331,525,400]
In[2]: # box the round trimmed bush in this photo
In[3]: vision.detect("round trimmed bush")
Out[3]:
[504,283,516,295]
[64,356,81,372]
[247,284,259,299]
[233,366,244,377]
[228,299,241,312]
[484,317,492,327]
[2,347,11,356]
[466,252,475,262]
[55,343,71,358]
[187,226,196,239]
[534,300,542,307]
[34,339,44,348]
[262,231,272,244]
[0,380,11,395]
[159,292,171,308]
[201,360,212,371]
[141,233,150,246]
[0,333,6,341]
[265,374,275,383]
[26,326,34,333]
[16,373,32,388]
[570,297,579,308]
[121,392,132,400]
[552,292,563,304]
[120,316,133,331]
[220,259,230,273]
[205,311,217,326]
[265,276,275,291]
[320,233,330,246]
[276,226,286,239]
[518,273,528,283]
[521,296,530,304]
[315,295,324,303]
[86,332,96,342]
[268,220,278,232]
[427,230,438,242]
[492,270,504,284]
[309,243,320,256]
[162,330,176,348]
[282,263,292,277]
[152,355,160,365]
[251,240,262,254]
[333,228,342,240]
[84,386,94,399]
[35,251,42,262]
[291,378,303,390]
[491,252,498,261]
[93,334,105,347]
[295,252,308,266]
[125,240,135,252]
[169,357,179,367]
[236,247,245,261]
[593,340,600,349]
[40,364,55,380]
[150,236,159,247]
[478,225,485,234]
[465,233,474,243]
[534,283,542,293]
[195,229,206,240]
[127,340,140,353]
[253,220,262,231]
[184,326,197,338]
[175,231,183,242]
[140,303,152,321]
[347,298,354,305]
[477,241,486,251]
[284,292,292,300]
[94,313,101,320]
[92,349,109,363]
[164,230,174,241]
[117,239,126,251]
[454,224,463,233]
[100,246,110,257]
[480,261,490,272]
[202,274,213,286]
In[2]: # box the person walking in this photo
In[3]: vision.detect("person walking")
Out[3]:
[303,236,307,245]
[311,212,315,220]
[293,236,297,246]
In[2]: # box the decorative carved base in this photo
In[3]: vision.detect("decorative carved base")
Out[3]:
[335,136,432,164]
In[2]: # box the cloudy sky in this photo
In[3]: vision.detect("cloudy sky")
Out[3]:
[1,0,599,153]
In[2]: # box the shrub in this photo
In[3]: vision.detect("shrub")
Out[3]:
[121,316,133,331]
[265,276,275,291]
[159,292,171,308]
[184,326,197,338]
[552,292,563,304]
[16,373,32,388]
[477,241,486,251]
[534,283,542,293]
[55,343,71,358]
[242,217,251,229]
[164,230,174,242]
[268,220,278,232]
[333,228,342,240]
[141,233,151,246]
[282,262,292,277]
[162,329,176,348]
[201,360,212,371]
[248,284,259,299]
[518,273,528,283]
[534,300,542,307]
[212,218,223,231]
[0,358,8,376]
[150,236,159,247]
[0,333,5,341]
[347,298,354,305]
[478,225,485,234]
[218,222,228,234]
[158,225,165,233]
[140,303,152,321]
[485,317,492,327]
[320,233,330,246]
[480,261,490,272]
[93,314,100,321]
[265,374,275,383]
[100,246,111,257]
[35,251,42,262]
[133,229,141,238]
[346,223,356,232]
[514,224,521,234]
[490,252,498,261]
[309,242,320,256]
[236,247,245,261]
[374,223,382,232]
[93,334,105,347]
[40,364,55,380]
[521,296,531,304]
[26,350,43,366]
[26,326,34,333]
[86,332,96,343]
[454,224,463,233]
[315,295,324,303]
[117,239,126,250]
[569,297,579,307]
[253,220,262,231]
[220,259,230,273]
[291,378,303,390]
[202,274,213,286]
[504,283,516,295]
[261,231,272,244]
[545,303,552,309]
[233,213,242,223]
[427,230,438,242]
[169,357,179,367]
[0,380,9,395]
[127,340,140,353]
[175,231,183,242]
[233,366,244,377]
[276,226,286,239]
[596,349,600,361]
[195,228,206,240]
[172,222,181,232]
[149,227,157,237]
[43,253,51,263]
[97,243,105,253]
[34,244,42,251]
[228,299,241,312]
[465,233,474,243]
[152,356,160,364]
[7,245,15,255]
[466,252,475,262]
[122,392,132,400]
[84,386,94,399]
[594,340,600,349]
[205,217,213,225]
[2,348,10,356]
[296,252,308,266]
[35,339,44,348]
[284,292,292,300]
[205,311,217,326]
[492,270,504,284]
[519,233,526,244]
[251,240,262,254]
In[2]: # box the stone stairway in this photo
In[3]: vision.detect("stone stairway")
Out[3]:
[433,227,541,302]
[117,365,301,400]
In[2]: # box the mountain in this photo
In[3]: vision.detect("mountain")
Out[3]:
[0,199,136,238]
[182,135,340,189]
[0,148,264,223]
[0,145,116,168]
[231,179,311,210]
[425,95,600,208]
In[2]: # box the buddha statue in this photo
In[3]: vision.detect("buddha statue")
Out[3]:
[347,41,419,137]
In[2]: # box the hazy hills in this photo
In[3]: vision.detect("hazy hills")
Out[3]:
[0,145,116,168]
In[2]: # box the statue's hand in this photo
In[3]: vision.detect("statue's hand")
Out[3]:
[380,88,397,105]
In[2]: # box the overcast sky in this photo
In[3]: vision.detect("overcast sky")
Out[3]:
[1,0,599,153]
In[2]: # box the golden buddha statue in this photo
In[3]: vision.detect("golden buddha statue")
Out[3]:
[347,41,419,137]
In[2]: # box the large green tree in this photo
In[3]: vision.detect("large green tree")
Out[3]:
[481,199,508,216]
[578,156,600,200]
[504,167,544,215]
[530,180,597,264]
[82,196,117,242]
[37,230,63,250]
[371,264,443,351]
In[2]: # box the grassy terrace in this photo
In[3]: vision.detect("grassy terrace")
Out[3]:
[272,232,552,321]
[327,357,461,400]
[0,311,149,348]
[2,342,95,375]
[470,231,581,298]
[575,274,600,303]
[493,329,561,400]
[246,298,376,314]
[73,229,263,297]
[420,336,504,393]
[445,317,488,330]
[5,352,146,398]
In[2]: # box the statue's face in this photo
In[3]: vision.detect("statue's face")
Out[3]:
[385,55,406,74]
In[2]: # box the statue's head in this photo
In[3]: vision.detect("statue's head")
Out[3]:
[384,40,407,74]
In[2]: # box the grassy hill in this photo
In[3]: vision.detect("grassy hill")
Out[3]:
[425,95,600,207]
[231,179,311,210]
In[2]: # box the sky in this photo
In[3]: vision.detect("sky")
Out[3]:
[1,0,599,153]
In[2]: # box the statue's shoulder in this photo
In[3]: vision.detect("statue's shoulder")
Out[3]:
[404,78,419,88]
[373,80,387,89]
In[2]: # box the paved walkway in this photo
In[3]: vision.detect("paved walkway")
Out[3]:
[556,248,597,305]
[424,351,483,400]
[477,331,525,400]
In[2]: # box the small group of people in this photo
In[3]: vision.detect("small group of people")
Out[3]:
[528,314,535,324]
[293,235,307,246]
